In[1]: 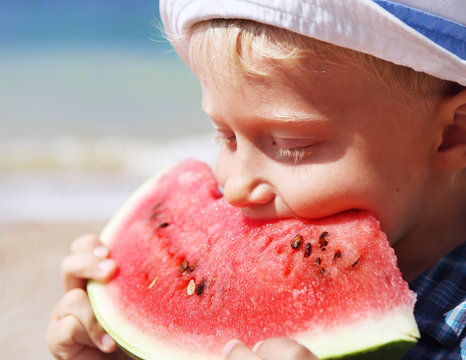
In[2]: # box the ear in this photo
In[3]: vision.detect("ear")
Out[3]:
[431,88,466,171]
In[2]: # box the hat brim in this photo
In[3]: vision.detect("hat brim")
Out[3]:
[160,0,466,85]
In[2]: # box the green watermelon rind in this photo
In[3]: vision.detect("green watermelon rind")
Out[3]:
[87,162,420,360]
[323,340,416,360]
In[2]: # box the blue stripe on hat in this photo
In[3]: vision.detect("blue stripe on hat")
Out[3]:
[372,0,466,60]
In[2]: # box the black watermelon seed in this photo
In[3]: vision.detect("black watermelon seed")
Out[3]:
[196,279,206,295]
[319,231,329,248]
[291,235,303,249]
[180,260,196,273]
[180,260,189,273]
[304,243,311,257]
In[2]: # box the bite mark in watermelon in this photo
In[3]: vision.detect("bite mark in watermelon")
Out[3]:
[87,159,420,360]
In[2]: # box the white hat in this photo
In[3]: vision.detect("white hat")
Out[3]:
[160,0,466,86]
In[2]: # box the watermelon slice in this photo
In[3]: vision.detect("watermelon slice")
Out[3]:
[87,159,419,360]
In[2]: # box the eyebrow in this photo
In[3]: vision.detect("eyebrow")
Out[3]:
[209,114,328,133]
[254,111,329,129]
[204,101,329,131]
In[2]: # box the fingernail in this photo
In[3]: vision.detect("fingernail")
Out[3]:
[93,246,109,258]
[223,339,242,357]
[252,340,263,353]
[98,259,115,273]
[101,333,116,350]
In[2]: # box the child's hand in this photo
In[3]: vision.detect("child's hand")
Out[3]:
[223,338,320,360]
[46,234,120,360]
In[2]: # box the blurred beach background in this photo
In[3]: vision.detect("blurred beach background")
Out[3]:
[0,1,217,358]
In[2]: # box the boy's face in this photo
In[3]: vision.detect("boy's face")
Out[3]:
[198,55,439,244]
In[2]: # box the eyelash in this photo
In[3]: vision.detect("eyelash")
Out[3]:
[212,133,236,146]
[213,134,313,163]
[271,144,311,163]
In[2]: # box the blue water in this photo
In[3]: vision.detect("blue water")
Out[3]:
[0,0,210,138]
[0,0,217,223]
[0,0,166,50]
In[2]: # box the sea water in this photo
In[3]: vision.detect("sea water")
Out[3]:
[0,0,218,224]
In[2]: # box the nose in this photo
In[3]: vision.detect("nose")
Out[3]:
[220,158,275,208]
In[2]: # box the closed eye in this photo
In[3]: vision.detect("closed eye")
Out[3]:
[213,130,317,163]
[271,138,316,162]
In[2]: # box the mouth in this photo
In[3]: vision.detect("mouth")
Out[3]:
[239,204,283,220]
[240,205,367,223]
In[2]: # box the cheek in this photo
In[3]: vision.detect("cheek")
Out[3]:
[276,170,356,217]
[273,161,384,219]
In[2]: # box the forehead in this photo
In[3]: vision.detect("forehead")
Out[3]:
[189,19,319,78]
[190,19,454,113]
[199,53,385,132]
[190,19,383,102]
[190,23,352,93]
[196,36,369,102]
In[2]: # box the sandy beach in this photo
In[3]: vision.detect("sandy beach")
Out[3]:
[0,133,217,359]
[0,3,215,357]
[0,221,104,360]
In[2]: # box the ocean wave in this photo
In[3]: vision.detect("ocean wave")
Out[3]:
[0,134,218,224]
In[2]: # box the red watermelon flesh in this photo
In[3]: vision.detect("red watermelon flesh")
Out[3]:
[88,159,419,360]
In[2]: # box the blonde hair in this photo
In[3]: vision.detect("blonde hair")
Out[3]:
[188,19,462,109]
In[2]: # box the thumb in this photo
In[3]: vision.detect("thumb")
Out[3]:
[253,338,319,360]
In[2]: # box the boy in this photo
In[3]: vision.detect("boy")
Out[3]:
[47,0,466,359]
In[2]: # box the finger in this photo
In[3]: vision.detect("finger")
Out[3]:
[253,338,319,360]
[47,313,92,359]
[62,252,117,292]
[71,234,106,254]
[223,339,261,360]
[51,289,117,353]
[48,316,115,360]
[48,316,117,360]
